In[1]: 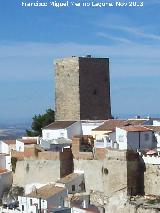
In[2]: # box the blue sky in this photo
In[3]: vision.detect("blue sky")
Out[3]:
[0,0,160,123]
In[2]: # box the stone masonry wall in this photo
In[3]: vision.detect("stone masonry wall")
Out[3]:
[54,56,111,121]
[74,159,104,193]
[55,57,80,121]
[144,164,160,196]
[13,160,60,187]
[79,57,111,120]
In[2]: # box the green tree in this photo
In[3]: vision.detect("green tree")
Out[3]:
[26,109,55,136]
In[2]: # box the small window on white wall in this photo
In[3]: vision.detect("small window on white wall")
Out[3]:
[60,132,64,138]
[119,135,124,142]
[46,133,50,139]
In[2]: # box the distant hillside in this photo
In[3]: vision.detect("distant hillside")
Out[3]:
[0,123,30,140]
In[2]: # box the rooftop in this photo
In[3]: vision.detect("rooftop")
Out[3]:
[42,121,77,130]
[119,126,150,132]
[3,140,16,145]
[144,126,160,132]
[92,119,130,132]
[17,139,37,145]
[27,184,65,199]
[57,173,83,184]
[127,119,150,125]
[0,168,8,174]
[51,138,72,145]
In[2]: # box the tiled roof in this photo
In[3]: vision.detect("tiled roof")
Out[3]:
[3,140,16,145]
[57,173,82,184]
[119,126,150,132]
[144,126,160,132]
[42,121,77,130]
[92,119,130,131]
[127,119,149,125]
[0,168,8,174]
[27,184,65,199]
[18,139,37,145]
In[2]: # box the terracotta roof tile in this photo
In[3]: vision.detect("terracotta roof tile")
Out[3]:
[127,119,149,125]
[3,140,16,145]
[119,126,151,132]
[144,126,160,132]
[92,119,130,131]
[43,121,77,130]
[0,168,8,174]
[18,139,37,145]
[57,173,82,184]
[27,184,65,199]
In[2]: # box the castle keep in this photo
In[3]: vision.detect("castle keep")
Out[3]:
[55,56,111,121]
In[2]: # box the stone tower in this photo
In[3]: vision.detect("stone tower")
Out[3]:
[55,56,111,121]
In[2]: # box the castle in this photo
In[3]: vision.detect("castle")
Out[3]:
[55,55,111,121]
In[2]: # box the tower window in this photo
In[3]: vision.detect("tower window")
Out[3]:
[72,185,75,192]
[93,89,97,95]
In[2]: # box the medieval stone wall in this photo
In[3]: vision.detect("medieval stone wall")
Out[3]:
[79,57,111,120]
[54,56,111,121]
[55,57,80,121]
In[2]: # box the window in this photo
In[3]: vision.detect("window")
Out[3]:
[22,205,24,211]
[46,133,50,139]
[72,185,75,192]
[144,133,149,141]
[30,199,32,206]
[119,135,124,142]
[93,89,97,95]
[60,132,64,138]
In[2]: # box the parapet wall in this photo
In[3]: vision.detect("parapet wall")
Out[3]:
[74,159,104,193]
[13,160,60,187]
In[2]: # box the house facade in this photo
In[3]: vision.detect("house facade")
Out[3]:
[116,126,154,151]
[18,184,67,213]
[56,173,85,194]
[0,140,16,154]
[42,121,82,141]
[16,139,38,152]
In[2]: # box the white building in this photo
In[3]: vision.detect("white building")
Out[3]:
[18,184,67,213]
[42,121,82,141]
[41,138,72,151]
[16,138,38,152]
[116,126,154,151]
[91,120,130,149]
[81,120,104,136]
[56,173,85,194]
[0,154,11,170]
[0,140,16,154]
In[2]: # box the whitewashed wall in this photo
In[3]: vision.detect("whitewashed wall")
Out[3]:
[142,155,160,165]
[42,122,82,140]
[0,155,11,170]
[153,120,160,126]
[116,128,127,150]
[16,140,24,152]
[18,188,67,213]
[42,129,68,140]
[0,141,9,154]
[81,121,104,135]
[67,122,82,139]
[18,196,47,213]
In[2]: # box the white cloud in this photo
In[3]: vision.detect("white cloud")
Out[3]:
[108,25,160,41]
[97,32,132,44]
[0,41,160,80]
